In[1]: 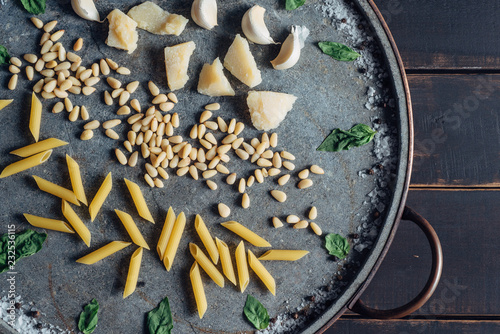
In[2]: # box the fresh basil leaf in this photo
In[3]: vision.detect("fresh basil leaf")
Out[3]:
[147,296,173,334]
[19,0,46,14]
[78,299,99,334]
[0,45,10,65]
[243,295,269,330]
[324,234,350,259]
[317,123,376,152]
[286,0,306,10]
[0,229,47,273]
[318,41,361,61]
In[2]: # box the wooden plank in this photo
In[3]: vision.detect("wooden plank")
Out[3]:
[408,74,500,187]
[338,190,500,316]
[326,319,500,333]
[377,0,500,70]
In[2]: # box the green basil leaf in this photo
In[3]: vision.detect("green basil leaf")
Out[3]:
[324,234,350,259]
[317,123,376,152]
[0,45,11,65]
[243,295,269,330]
[286,0,306,10]
[318,41,361,61]
[147,296,173,334]
[0,229,47,273]
[78,299,99,334]
[19,0,46,14]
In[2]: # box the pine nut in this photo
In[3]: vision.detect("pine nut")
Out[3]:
[241,193,250,209]
[203,121,217,131]
[107,77,122,89]
[8,75,18,90]
[105,129,119,140]
[310,165,325,175]
[106,58,119,70]
[9,65,20,74]
[261,150,273,159]
[298,179,313,189]
[238,179,246,194]
[217,117,228,132]
[217,145,231,155]
[194,162,207,171]
[273,217,284,228]
[247,176,255,187]
[175,166,188,176]
[129,99,140,112]
[242,142,255,155]
[116,106,131,116]
[200,139,213,151]
[144,174,155,188]
[116,67,131,75]
[152,94,167,104]
[160,102,175,112]
[269,133,278,147]
[294,221,309,229]
[200,110,212,123]
[80,106,89,120]
[60,79,73,91]
[126,151,138,167]
[165,122,174,136]
[43,80,57,93]
[257,158,272,167]
[227,119,236,134]
[33,79,44,93]
[271,190,287,202]
[84,76,100,87]
[122,141,132,153]
[205,103,220,110]
[171,113,179,127]
[202,170,217,179]
[124,81,138,94]
[40,32,50,45]
[101,91,112,106]
[278,174,290,186]
[197,148,206,162]
[50,30,65,42]
[79,69,92,81]
[207,156,220,169]
[43,20,58,32]
[221,134,236,145]
[31,17,44,29]
[152,178,164,188]
[58,46,67,61]
[91,63,100,76]
[285,215,299,224]
[119,91,130,105]
[103,119,121,129]
[282,161,295,170]
[67,106,79,122]
[54,88,68,99]
[111,88,124,98]
[281,151,295,160]
[81,121,99,131]
[81,129,94,140]
[272,152,282,168]
[10,57,22,68]
[24,54,38,64]
[187,165,198,180]
[82,86,95,95]
[128,113,143,124]
[251,138,260,148]
[157,167,169,179]
[147,81,159,96]
[254,169,263,183]
[218,203,230,218]
[180,143,192,159]
[41,91,56,99]
[310,222,322,236]
[216,164,229,174]
[298,169,310,179]
[266,168,279,177]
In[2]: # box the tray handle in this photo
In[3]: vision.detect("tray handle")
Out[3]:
[349,206,443,319]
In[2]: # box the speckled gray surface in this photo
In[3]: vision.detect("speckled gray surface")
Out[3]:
[0,0,408,333]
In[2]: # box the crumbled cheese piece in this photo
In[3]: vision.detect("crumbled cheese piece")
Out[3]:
[223,34,262,88]
[127,1,188,36]
[106,9,138,54]
[164,41,196,91]
[247,91,297,131]
[197,57,235,96]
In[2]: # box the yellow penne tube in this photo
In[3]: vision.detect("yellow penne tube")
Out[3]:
[123,247,143,299]
[215,238,237,286]
[61,200,91,247]
[33,175,80,206]
[115,210,150,250]
[190,262,207,319]
[23,213,74,233]
[189,243,224,288]
[76,241,132,264]
[0,150,52,178]
[248,250,276,296]
[258,250,310,261]
[0,99,13,111]
[10,138,68,157]
[66,155,88,206]
[157,207,175,261]
[124,178,155,223]
[195,215,219,264]
[235,241,249,292]
[163,212,186,271]
[89,172,112,221]
[221,221,271,247]
[29,92,42,142]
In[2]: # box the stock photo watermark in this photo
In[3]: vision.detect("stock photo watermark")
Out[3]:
[5,224,18,327]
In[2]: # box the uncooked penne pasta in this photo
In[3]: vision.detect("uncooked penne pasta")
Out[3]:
[33,175,80,206]
[61,200,91,247]
[23,213,74,233]
[235,241,249,292]
[10,138,68,157]
[66,155,88,206]
[124,178,155,223]
[258,250,310,261]
[157,207,175,261]
[163,212,186,271]
[216,238,236,286]
[123,247,143,298]
[221,221,271,247]
[76,241,132,264]
[29,92,42,142]
[195,214,219,264]
[248,250,276,295]
[189,243,224,288]
[0,150,52,178]
[190,262,207,319]
[115,210,150,250]
[89,172,112,222]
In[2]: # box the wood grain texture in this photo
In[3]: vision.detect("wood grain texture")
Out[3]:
[376,0,500,70]
[408,74,500,187]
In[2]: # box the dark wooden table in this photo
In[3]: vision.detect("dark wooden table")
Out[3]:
[326,0,500,333]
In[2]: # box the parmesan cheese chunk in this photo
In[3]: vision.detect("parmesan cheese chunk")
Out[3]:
[247,91,297,131]
[164,41,196,91]
[127,1,188,36]
[106,9,138,54]
[223,34,262,88]
[197,57,235,97]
